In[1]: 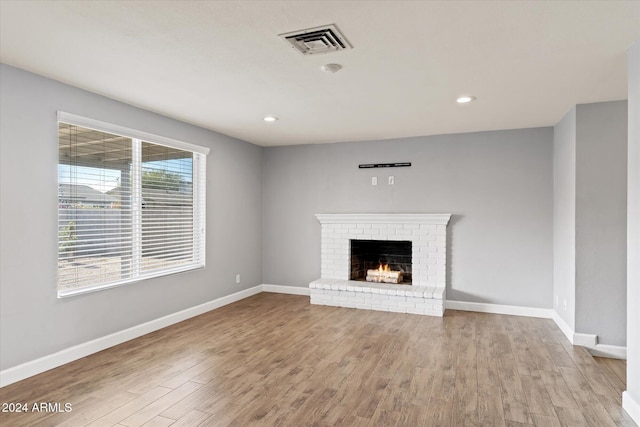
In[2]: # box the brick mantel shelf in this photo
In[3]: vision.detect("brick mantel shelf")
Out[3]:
[315,213,452,225]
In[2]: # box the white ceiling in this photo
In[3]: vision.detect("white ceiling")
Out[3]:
[1,1,639,147]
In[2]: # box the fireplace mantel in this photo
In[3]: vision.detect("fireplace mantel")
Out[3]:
[315,213,451,225]
[310,213,452,316]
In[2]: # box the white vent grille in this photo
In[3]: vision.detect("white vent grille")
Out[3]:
[279,24,352,56]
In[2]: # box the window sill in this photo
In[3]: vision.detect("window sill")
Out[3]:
[57,264,205,298]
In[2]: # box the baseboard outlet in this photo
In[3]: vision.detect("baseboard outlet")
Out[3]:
[573,332,599,348]
[262,284,310,296]
[623,391,640,425]
[447,304,629,358]
[587,344,627,360]
[445,300,554,319]
[550,311,626,359]
[551,311,599,347]
[0,285,263,388]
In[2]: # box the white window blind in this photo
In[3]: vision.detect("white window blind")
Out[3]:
[57,113,208,297]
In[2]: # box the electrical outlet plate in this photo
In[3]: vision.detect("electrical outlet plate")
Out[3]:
[388,176,395,185]
[371,177,377,186]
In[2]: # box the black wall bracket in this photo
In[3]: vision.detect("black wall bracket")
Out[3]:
[358,162,411,169]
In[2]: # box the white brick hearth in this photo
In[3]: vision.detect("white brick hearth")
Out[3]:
[309,279,445,316]
[310,213,452,316]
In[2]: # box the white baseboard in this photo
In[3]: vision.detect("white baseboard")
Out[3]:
[262,284,310,296]
[552,310,574,343]
[587,344,627,360]
[0,285,263,388]
[445,300,554,319]
[623,391,640,425]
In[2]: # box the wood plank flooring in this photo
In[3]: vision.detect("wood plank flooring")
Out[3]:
[0,293,635,426]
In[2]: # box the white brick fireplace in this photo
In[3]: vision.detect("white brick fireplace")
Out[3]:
[309,213,452,316]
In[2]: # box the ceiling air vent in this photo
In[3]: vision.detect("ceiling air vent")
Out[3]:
[279,24,352,56]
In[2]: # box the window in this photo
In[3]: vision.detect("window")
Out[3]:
[57,112,208,297]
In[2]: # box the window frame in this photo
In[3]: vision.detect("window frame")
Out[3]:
[57,112,209,298]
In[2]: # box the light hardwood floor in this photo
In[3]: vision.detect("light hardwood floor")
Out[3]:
[0,293,635,426]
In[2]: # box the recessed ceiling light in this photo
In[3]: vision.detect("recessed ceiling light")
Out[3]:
[263,116,279,122]
[456,95,476,104]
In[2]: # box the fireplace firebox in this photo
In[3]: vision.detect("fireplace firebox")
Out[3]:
[350,240,412,284]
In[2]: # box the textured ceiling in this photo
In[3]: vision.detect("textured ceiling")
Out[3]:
[1,1,638,147]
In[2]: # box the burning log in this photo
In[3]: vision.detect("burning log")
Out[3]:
[366,264,403,284]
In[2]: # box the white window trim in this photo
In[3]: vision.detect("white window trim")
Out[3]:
[56,111,211,155]
[57,112,209,298]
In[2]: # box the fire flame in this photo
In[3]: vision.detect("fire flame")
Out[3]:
[378,263,390,272]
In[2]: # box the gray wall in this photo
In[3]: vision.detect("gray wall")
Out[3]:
[626,39,640,418]
[575,101,628,346]
[263,129,554,308]
[0,64,264,370]
[552,100,628,347]
[553,107,577,329]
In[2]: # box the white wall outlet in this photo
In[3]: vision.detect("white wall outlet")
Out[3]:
[563,298,567,311]
[236,274,241,284]
[388,176,395,185]
[555,295,559,307]
[371,176,377,186]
